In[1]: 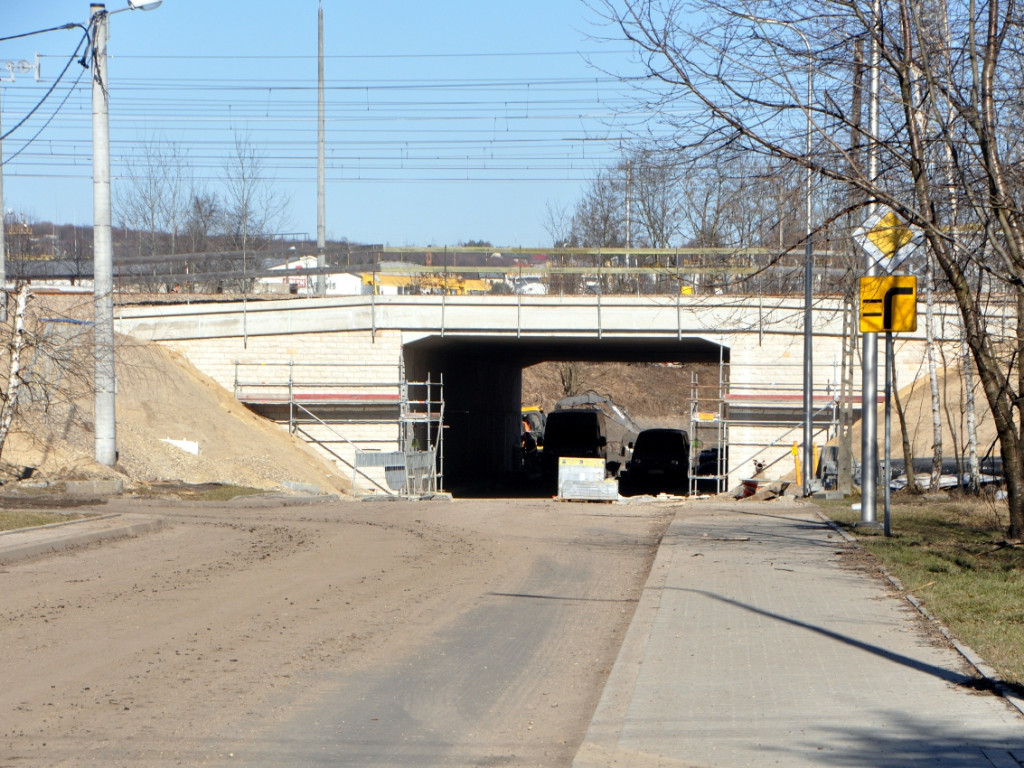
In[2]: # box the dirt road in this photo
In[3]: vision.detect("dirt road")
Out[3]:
[0,496,673,767]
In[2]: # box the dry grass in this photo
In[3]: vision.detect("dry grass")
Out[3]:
[130,482,267,501]
[0,510,91,532]
[820,493,1024,689]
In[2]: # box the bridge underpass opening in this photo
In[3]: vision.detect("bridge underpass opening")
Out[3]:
[402,336,728,497]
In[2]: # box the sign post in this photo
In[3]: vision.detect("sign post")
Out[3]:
[853,209,921,527]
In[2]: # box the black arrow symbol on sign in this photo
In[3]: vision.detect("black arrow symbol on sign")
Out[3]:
[883,286,914,330]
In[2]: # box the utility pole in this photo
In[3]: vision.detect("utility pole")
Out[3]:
[315,0,326,297]
[91,2,116,467]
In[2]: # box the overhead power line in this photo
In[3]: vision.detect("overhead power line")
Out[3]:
[0,27,89,147]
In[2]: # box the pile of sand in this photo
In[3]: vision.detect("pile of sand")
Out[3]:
[1,321,347,495]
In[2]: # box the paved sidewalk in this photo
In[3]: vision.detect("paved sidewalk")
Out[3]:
[574,499,1024,768]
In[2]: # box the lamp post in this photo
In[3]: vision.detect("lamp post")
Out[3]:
[90,0,160,467]
[740,15,815,496]
[798,34,814,498]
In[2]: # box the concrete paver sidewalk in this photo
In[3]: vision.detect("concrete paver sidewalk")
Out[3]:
[575,499,1024,768]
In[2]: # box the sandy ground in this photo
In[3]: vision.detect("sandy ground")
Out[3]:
[0,495,673,767]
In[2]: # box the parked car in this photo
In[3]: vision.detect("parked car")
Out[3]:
[620,428,690,496]
[505,275,548,295]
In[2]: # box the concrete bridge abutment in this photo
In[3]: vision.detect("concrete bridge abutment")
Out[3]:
[115,293,953,494]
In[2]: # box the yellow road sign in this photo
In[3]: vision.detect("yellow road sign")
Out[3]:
[860,276,917,333]
[853,208,924,272]
[867,211,915,257]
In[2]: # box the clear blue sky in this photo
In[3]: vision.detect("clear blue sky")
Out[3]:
[0,1,646,249]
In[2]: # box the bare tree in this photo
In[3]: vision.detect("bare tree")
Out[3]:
[618,146,681,248]
[541,201,575,247]
[183,190,221,254]
[559,362,586,398]
[596,0,1024,538]
[0,287,31,461]
[178,189,225,291]
[221,133,290,291]
[0,289,94,467]
[116,139,190,250]
[571,167,626,249]
[924,251,943,491]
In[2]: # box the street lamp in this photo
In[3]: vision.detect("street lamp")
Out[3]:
[91,0,160,467]
[738,15,816,496]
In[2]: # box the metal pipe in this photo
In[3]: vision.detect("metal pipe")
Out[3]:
[884,330,892,535]
[861,0,882,523]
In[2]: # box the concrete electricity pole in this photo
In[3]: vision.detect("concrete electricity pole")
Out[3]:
[316,1,326,297]
[91,0,161,467]
[91,2,116,467]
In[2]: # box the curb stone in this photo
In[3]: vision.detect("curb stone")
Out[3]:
[0,513,164,566]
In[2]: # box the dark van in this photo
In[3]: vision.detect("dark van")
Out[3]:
[541,408,632,481]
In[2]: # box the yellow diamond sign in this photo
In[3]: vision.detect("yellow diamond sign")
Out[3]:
[854,208,923,272]
[867,211,915,257]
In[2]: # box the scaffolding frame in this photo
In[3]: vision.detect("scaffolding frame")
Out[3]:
[689,363,729,495]
[234,360,445,496]
[689,355,839,495]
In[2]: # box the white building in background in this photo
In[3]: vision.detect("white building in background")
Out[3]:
[258,255,369,296]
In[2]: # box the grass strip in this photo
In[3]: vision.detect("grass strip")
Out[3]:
[0,510,90,532]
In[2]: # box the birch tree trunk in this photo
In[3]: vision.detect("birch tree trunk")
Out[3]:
[961,329,981,493]
[891,361,921,494]
[926,253,943,490]
[0,287,31,461]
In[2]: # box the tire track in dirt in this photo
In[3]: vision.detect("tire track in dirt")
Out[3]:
[0,497,671,767]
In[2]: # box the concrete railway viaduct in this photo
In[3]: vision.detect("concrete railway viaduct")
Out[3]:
[115,292,955,495]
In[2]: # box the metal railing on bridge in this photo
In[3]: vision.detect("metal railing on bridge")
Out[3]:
[97,245,862,301]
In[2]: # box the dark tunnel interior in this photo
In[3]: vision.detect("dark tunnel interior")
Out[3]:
[402,335,728,497]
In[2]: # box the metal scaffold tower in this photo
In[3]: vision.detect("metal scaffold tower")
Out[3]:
[234,360,445,497]
[689,354,840,496]
[689,365,729,495]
